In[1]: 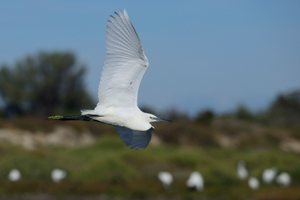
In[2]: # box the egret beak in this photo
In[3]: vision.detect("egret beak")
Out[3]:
[155,117,170,122]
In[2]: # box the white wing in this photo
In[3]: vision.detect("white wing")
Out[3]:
[97,10,149,109]
[115,126,153,149]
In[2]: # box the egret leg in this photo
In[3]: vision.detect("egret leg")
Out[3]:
[48,115,98,121]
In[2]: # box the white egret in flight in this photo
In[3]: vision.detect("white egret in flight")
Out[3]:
[49,10,166,149]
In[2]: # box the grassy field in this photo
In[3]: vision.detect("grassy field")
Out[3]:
[0,134,300,200]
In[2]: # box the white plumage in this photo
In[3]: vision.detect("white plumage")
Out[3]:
[276,172,291,187]
[8,169,21,182]
[262,168,277,184]
[50,10,164,149]
[248,177,260,190]
[237,160,248,180]
[186,171,204,191]
[51,168,67,183]
[86,10,164,149]
[97,10,149,109]
[158,171,174,189]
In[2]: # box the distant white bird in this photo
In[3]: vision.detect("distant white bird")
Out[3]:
[8,169,21,182]
[158,171,173,189]
[51,168,67,183]
[262,168,277,184]
[276,172,291,187]
[248,177,260,190]
[186,171,204,191]
[49,10,166,149]
[237,160,248,180]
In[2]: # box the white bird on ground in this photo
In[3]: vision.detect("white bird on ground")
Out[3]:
[8,169,21,182]
[248,177,260,190]
[186,171,204,191]
[158,171,173,190]
[262,168,277,184]
[237,160,248,180]
[51,168,67,183]
[49,10,166,149]
[276,172,291,187]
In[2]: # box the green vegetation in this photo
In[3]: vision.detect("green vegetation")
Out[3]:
[267,90,300,125]
[0,136,299,199]
[0,113,299,199]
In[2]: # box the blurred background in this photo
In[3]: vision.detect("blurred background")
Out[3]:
[0,1,300,199]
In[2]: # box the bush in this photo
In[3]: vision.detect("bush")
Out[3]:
[195,109,215,125]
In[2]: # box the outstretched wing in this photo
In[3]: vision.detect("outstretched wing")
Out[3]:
[97,10,149,109]
[115,126,153,149]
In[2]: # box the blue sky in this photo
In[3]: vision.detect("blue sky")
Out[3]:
[1,1,300,115]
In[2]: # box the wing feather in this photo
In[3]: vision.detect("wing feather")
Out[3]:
[115,126,153,149]
[97,10,149,109]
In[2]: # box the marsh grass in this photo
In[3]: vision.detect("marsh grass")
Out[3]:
[0,136,300,199]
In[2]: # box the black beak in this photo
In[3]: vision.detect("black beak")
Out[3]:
[155,117,170,122]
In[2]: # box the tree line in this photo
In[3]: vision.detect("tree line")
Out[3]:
[0,51,299,126]
[0,52,94,117]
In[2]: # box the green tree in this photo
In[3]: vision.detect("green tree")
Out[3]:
[268,90,300,124]
[234,104,254,121]
[0,51,94,117]
[195,109,215,125]
[162,108,190,121]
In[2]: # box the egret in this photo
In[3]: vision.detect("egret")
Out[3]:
[51,168,67,183]
[237,160,248,180]
[158,171,173,190]
[262,168,277,184]
[186,171,204,191]
[8,169,21,182]
[276,172,291,187]
[49,10,165,149]
[248,177,260,190]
